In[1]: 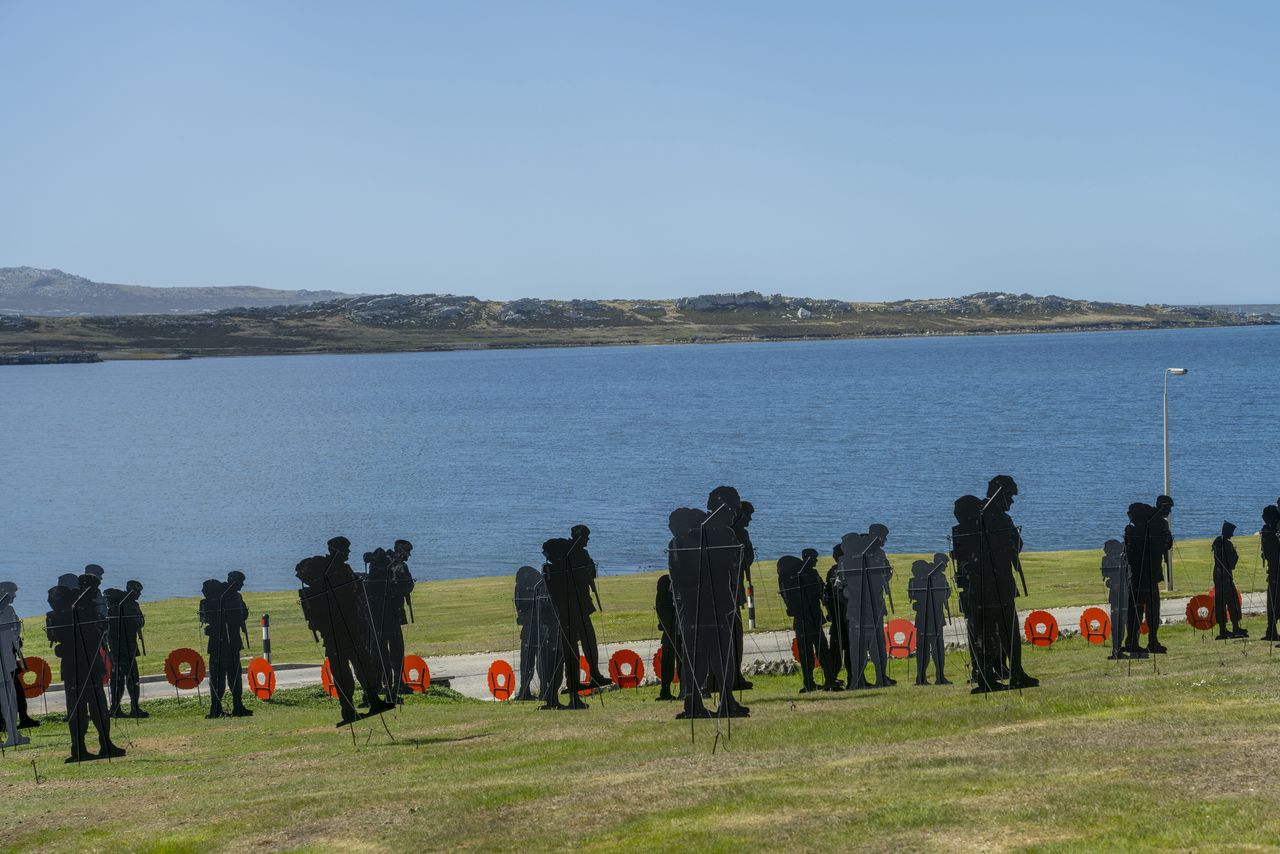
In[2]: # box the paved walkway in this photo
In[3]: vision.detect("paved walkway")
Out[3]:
[25,591,1267,712]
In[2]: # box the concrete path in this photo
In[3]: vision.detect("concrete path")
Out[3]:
[24,591,1268,712]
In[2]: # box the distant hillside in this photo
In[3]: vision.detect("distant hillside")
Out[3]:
[1,289,1270,359]
[1205,304,1280,317]
[0,267,348,316]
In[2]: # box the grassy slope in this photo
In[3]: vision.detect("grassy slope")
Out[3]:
[1,303,1257,357]
[18,537,1264,677]
[5,621,1280,851]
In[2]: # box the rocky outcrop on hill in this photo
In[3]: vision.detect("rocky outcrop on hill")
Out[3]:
[674,291,849,314]
[676,292,770,311]
[229,293,484,329]
[671,289,1186,320]
[495,298,633,326]
[497,298,554,322]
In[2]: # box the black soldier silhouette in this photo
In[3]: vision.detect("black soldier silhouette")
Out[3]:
[865,524,896,686]
[1147,495,1175,651]
[540,538,588,710]
[1,580,39,733]
[297,537,394,726]
[667,503,749,719]
[838,532,890,689]
[799,548,836,688]
[200,573,252,718]
[952,494,1003,692]
[907,555,952,685]
[700,487,750,693]
[1212,521,1246,639]
[823,544,849,690]
[515,565,559,703]
[223,571,252,713]
[46,586,88,760]
[1100,540,1130,659]
[47,578,124,762]
[777,551,830,693]
[1262,505,1280,642]
[106,580,147,718]
[982,476,1037,689]
[729,500,755,691]
[513,565,544,701]
[76,572,120,730]
[567,525,610,688]
[358,550,386,691]
[1,581,31,748]
[1123,503,1169,658]
[654,574,684,701]
[199,579,228,717]
[364,540,415,704]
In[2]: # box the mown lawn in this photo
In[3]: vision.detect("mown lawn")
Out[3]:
[17,536,1263,677]
[3,621,1280,851]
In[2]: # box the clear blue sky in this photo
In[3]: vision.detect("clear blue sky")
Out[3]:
[2,2,1276,302]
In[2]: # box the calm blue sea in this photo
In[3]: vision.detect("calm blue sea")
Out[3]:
[2,325,1277,601]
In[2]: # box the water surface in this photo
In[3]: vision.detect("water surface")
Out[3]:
[3,325,1276,599]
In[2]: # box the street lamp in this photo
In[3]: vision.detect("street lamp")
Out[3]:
[1163,367,1188,590]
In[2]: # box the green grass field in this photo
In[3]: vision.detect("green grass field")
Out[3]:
[17,536,1266,677]
[5,620,1280,852]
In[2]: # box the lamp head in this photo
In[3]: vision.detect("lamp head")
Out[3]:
[1167,368,1188,376]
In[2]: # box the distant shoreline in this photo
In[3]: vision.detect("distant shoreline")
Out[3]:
[6,287,1273,361]
[4,315,1271,363]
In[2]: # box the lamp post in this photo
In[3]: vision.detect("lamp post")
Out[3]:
[1163,367,1188,590]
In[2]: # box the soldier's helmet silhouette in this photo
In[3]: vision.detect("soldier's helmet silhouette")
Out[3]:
[986,475,1018,509]
[656,573,673,599]
[706,486,742,519]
